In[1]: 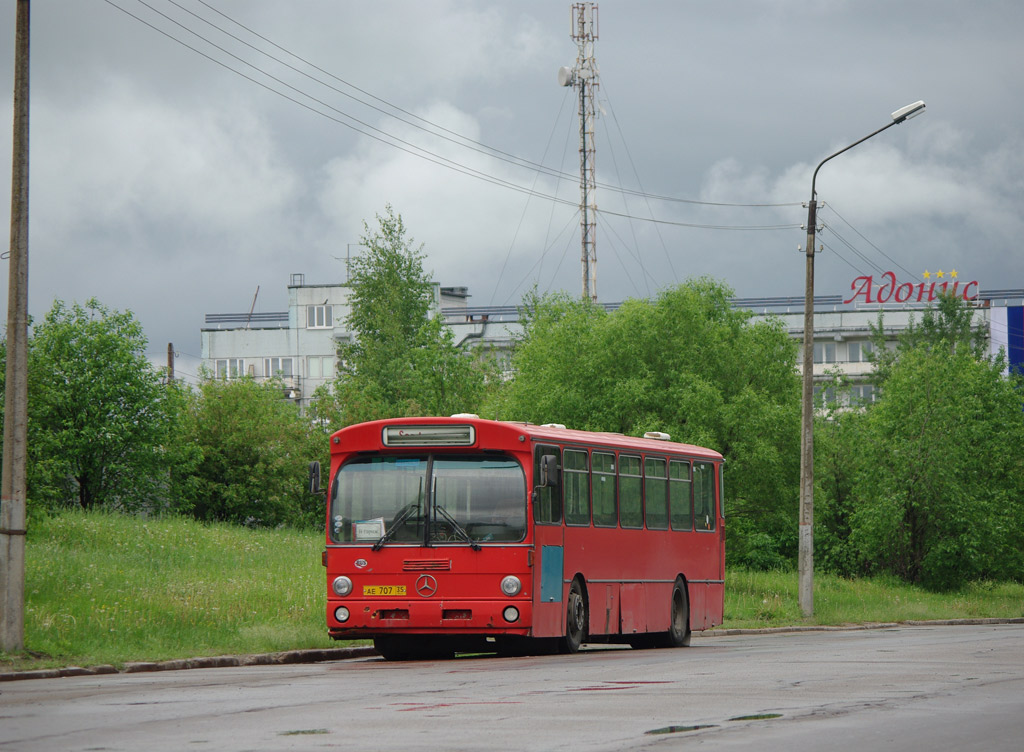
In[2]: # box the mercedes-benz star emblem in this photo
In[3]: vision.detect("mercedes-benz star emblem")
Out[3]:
[415,574,438,598]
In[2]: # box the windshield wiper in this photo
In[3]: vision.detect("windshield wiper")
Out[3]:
[372,503,419,551]
[434,505,481,551]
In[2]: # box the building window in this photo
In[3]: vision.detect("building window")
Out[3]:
[307,355,334,380]
[813,342,836,364]
[264,357,294,378]
[307,304,333,329]
[847,341,874,362]
[813,384,838,405]
[851,384,877,405]
[215,358,244,379]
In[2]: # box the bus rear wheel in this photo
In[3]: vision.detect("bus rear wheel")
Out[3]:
[664,578,691,647]
[631,578,691,649]
[561,579,587,654]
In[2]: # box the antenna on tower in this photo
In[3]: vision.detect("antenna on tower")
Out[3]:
[559,2,599,303]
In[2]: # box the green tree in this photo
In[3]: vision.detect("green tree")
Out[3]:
[493,279,801,568]
[326,205,491,424]
[177,376,326,528]
[814,397,871,577]
[870,291,988,385]
[1,299,185,513]
[837,296,1024,589]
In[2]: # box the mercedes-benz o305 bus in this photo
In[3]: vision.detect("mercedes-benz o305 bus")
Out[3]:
[323,416,724,660]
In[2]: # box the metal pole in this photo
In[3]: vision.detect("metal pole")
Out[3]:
[798,200,816,617]
[1,0,31,653]
[798,114,912,618]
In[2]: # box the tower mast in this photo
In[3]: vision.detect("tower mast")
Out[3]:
[560,3,599,303]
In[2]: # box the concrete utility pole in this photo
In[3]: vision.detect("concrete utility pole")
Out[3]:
[559,3,599,303]
[1,0,31,653]
[798,100,926,618]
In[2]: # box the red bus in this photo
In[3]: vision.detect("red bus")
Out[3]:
[322,416,724,659]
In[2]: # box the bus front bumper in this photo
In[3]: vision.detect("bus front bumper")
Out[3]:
[327,598,532,637]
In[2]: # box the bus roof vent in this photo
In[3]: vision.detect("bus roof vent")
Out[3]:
[644,431,672,441]
[449,413,479,419]
[541,423,567,430]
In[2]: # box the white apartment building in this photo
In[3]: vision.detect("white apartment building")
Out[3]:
[200,273,1024,409]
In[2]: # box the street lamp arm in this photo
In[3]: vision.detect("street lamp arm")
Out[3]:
[811,120,898,201]
[809,100,925,201]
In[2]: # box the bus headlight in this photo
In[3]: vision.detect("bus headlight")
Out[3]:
[500,575,521,596]
[503,606,520,623]
[334,606,350,623]
[332,576,353,596]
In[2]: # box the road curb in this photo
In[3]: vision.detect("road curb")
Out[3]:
[698,616,1024,637]
[3,619,1023,682]
[0,646,377,683]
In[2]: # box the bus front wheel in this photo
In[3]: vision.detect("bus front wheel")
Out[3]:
[374,635,454,661]
[561,579,587,654]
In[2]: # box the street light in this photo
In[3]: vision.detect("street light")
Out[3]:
[798,100,926,617]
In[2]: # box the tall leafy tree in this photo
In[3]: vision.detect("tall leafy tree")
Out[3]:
[869,290,989,385]
[176,376,325,528]
[835,295,1024,589]
[327,205,491,424]
[0,299,185,512]
[493,279,801,567]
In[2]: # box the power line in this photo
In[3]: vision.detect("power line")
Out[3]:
[104,0,580,206]
[109,0,802,215]
[822,224,886,276]
[820,203,918,279]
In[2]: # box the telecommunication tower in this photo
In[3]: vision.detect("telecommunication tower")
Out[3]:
[558,3,599,303]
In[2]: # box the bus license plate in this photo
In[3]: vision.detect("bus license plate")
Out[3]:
[363,585,407,597]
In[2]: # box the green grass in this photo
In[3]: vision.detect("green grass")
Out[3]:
[2,510,1021,672]
[3,509,347,671]
[725,568,1023,627]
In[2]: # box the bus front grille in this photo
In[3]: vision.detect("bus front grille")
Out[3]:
[403,559,452,571]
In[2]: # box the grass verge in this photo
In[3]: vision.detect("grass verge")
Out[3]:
[2,510,1021,672]
[725,568,1023,627]
[2,509,347,672]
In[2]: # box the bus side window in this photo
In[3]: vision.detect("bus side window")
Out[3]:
[670,460,692,531]
[644,457,668,530]
[533,445,562,525]
[694,462,715,531]
[619,455,643,528]
[564,449,591,526]
[592,452,617,527]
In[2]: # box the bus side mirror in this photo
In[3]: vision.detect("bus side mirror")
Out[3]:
[308,461,322,495]
[539,454,560,487]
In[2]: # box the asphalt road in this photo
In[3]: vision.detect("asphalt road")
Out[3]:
[2,624,1022,751]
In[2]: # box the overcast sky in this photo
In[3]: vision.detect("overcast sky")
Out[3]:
[2,0,1022,381]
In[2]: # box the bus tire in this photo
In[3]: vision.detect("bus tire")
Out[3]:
[665,577,691,648]
[561,578,587,654]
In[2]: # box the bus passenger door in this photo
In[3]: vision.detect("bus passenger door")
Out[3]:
[531,445,564,638]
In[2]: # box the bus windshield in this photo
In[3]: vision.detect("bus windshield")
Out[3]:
[330,454,527,545]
